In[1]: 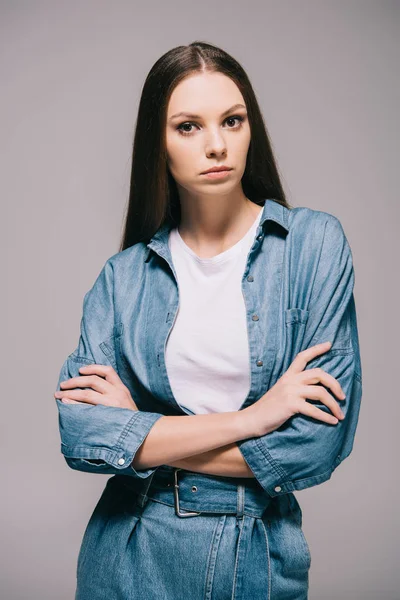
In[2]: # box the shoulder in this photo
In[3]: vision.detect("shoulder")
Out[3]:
[288,205,350,254]
[85,242,148,304]
[285,206,354,291]
[102,241,148,278]
[289,205,345,234]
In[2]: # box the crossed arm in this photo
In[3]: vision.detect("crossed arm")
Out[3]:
[56,216,362,494]
[148,442,254,478]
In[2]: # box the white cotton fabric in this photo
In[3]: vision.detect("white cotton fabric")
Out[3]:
[165,207,263,414]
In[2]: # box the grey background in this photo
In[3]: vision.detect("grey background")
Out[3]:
[1,1,398,599]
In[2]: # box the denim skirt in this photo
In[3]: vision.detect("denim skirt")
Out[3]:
[75,466,311,599]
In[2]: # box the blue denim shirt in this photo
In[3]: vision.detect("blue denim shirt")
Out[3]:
[55,198,362,498]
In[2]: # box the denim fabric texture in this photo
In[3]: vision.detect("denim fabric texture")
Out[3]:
[54,198,362,599]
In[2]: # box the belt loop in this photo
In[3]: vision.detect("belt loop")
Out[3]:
[136,470,157,508]
[236,484,245,519]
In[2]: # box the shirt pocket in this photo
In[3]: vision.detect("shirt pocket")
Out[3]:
[99,321,135,387]
[283,308,309,371]
[107,321,141,392]
[98,321,123,371]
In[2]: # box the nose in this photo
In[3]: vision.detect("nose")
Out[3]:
[205,129,227,158]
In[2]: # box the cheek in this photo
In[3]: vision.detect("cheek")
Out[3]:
[167,139,197,177]
[228,136,251,171]
[234,128,251,157]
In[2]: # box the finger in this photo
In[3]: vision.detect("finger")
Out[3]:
[59,374,109,394]
[62,398,84,405]
[300,368,346,401]
[286,341,332,375]
[56,388,101,405]
[77,364,122,386]
[299,384,344,420]
[297,401,340,425]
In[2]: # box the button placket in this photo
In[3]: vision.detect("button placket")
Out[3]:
[251,309,262,365]
[239,223,270,409]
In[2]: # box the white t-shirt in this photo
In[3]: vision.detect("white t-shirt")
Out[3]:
[165,207,263,414]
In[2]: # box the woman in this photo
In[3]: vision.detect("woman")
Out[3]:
[54,41,362,599]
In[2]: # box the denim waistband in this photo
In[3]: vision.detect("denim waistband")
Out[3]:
[115,466,272,519]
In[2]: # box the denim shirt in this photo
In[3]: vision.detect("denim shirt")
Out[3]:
[54,198,362,498]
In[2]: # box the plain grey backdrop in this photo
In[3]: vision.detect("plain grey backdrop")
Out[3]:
[1,1,398,599]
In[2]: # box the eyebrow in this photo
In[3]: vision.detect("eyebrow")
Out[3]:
[168,103,247,122]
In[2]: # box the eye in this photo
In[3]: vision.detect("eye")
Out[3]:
[177,122,197,136]
[176,115,245,137]
[225,115,244,129]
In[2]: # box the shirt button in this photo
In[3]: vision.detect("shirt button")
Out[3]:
[247,275,254,282]
[117,457,126,465]
[256,360,263,367]
[252,314,259,321]
[257,235,263,240]
[274,486,282,492]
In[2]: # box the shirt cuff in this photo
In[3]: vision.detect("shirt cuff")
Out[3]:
[237,436,295,497]
[58,401,164,479]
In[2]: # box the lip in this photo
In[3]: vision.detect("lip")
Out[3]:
[201,169,233,180]
[201,166,233,174]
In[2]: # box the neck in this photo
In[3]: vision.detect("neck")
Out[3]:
[176,189,262,256]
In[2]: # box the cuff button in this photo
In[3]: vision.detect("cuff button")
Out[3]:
[118,457,126,465]
[274,486,282,492]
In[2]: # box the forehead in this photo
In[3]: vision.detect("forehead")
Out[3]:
[167,72,245,118]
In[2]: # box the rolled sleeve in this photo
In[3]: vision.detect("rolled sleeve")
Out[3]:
[54,259,164,479]
[238,215,363,497]
[57,400,163,478]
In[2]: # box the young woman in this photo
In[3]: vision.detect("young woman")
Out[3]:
[54,41,362,600]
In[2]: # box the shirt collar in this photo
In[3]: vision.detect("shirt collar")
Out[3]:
[145,198,290,261]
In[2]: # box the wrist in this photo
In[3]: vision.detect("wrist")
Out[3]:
[236,406,260,440]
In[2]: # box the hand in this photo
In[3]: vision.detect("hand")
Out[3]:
[242,341,346,437]
[54,364,138,411]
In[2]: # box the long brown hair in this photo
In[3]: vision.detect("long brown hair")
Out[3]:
[119,41,291,252]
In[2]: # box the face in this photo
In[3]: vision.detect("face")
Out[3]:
[165,71,251,196]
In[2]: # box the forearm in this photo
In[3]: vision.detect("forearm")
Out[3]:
[131,411,253,471]
[166,442,255,478]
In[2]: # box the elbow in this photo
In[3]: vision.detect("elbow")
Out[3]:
[63,455,112,474]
